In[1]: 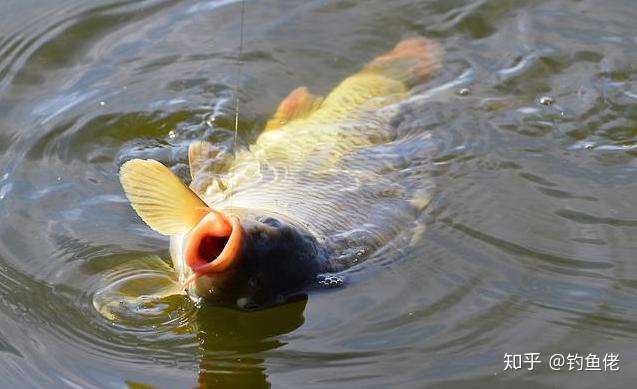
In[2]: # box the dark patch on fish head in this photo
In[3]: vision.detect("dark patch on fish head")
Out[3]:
[189,213,327,310]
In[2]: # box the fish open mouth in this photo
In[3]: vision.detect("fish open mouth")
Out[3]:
[184,210,243,276]
[198,235,229,263]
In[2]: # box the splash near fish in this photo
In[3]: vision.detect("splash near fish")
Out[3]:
[117,37,443,310]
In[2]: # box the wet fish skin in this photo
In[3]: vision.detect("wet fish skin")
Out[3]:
[190,214,329,309]
[119,37,443,309]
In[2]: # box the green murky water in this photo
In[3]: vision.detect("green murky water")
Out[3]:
[1,0,636,387]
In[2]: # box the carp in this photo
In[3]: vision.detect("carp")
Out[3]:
[119,37,443,309]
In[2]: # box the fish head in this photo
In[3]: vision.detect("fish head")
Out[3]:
[119,159,326,310]
[182,209,325,309]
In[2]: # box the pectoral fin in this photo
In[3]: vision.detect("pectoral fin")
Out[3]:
[93,255,185,321]
[119,159,210,235]
[188,140,217,181]
[264,86,323,131]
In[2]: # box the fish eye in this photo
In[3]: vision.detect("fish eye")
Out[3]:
[260,217,281,228]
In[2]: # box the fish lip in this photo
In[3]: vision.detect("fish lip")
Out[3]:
[183,210,243,281]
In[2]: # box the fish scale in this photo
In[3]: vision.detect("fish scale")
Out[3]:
[118,37,443,305]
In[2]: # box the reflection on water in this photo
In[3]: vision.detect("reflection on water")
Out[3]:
[194,299,307,388]
[0,0,637,387]
[91,255,306,386]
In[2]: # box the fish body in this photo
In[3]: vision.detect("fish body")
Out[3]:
[119,38,443,309]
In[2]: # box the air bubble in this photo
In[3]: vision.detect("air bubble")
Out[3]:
[205,116,216,127]
[539,96,554,106]
[318,274,344,288]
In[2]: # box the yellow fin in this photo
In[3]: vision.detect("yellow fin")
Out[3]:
[93,255,185,321]
[363,37,443,87]
[264,86,323,131]
[119,159,210,235]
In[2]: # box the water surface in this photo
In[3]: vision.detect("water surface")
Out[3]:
[1,0,636,387]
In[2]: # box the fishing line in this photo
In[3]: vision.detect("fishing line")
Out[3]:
[229,0,246,207]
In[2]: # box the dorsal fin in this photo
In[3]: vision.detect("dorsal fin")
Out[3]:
[264,86,323,131]
[119,159,210,235]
